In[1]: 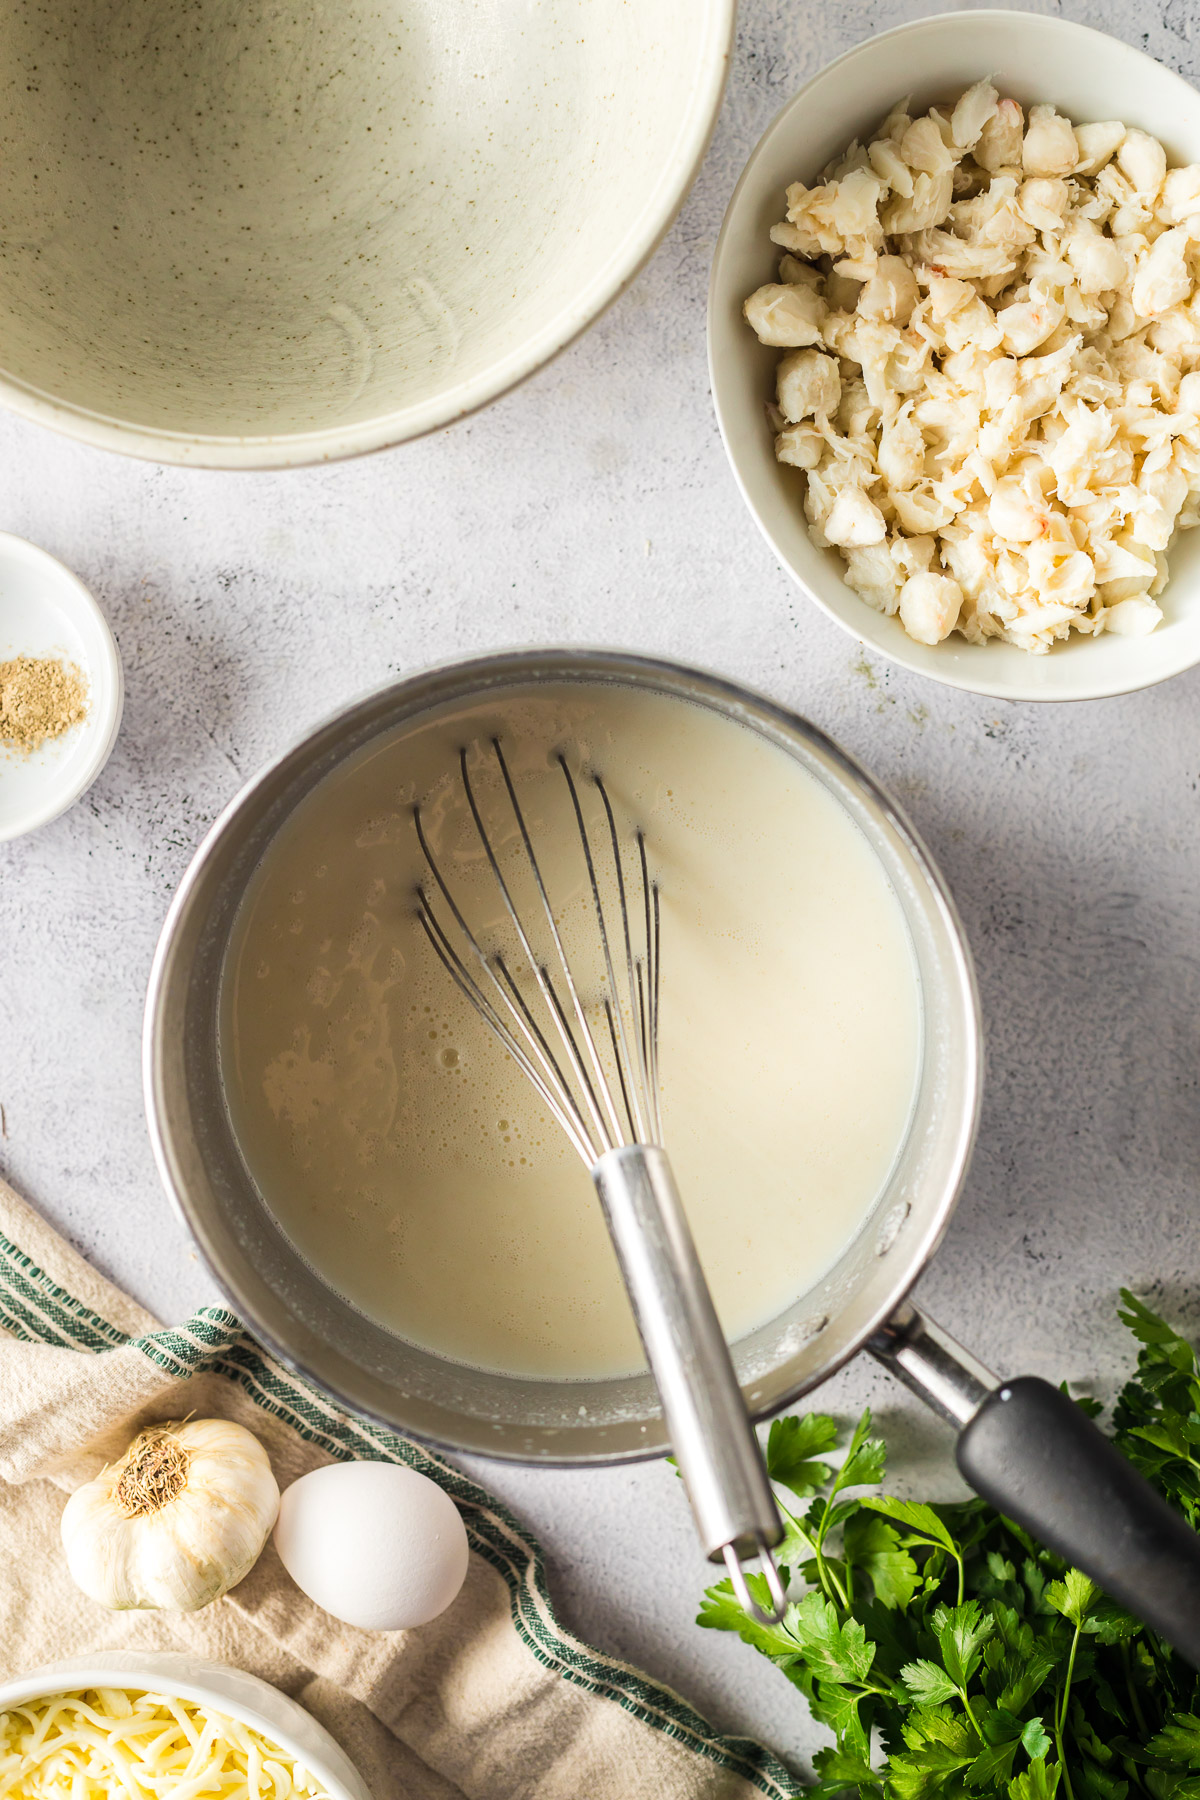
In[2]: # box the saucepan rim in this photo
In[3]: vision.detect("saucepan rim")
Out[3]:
[143,647,983,1464]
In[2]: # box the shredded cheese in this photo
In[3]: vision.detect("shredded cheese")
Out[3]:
[0,1688,335,1799]
[744,81,1200,652]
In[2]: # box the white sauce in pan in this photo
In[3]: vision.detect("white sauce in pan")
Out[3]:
[220,683,921,1380]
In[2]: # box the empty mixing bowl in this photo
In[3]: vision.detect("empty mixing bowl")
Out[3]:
[0,1,733,467]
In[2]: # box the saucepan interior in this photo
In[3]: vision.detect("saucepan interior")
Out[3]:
[144,650,982,1463]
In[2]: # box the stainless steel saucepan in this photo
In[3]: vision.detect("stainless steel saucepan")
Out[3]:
[144,649,1200,1661]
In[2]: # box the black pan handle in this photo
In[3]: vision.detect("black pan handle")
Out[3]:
[869,1305,1200,1667]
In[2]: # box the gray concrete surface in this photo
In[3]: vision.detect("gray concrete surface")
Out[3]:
[2,0,1199,1776]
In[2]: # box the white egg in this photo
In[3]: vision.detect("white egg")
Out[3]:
[273,1461,469,1631]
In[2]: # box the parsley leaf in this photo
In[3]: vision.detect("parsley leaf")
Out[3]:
[966,1736,1021,1788]
[901,1659,959,1706]
[1009,1758,1062,1800]
[832,1411,888,1496]
[842,1512,921,1611]
[1146,1713,1200,1763]
[789,1590,877,1686]
[768,1413,839,1499]
[1021,1719,1052,1758]
[859,1495,958,1555]
[934,1600,994,1688]
[1045,1569,1097,1629]
[697,1292,1200,1797]
[695,1577,801,1664]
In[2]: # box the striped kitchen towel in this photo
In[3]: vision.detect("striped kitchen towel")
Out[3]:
[0,1177,800,1800]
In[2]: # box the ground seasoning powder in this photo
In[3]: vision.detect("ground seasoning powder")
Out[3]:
[0,655,89,755]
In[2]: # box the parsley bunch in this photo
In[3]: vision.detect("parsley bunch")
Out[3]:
[699,1292,1200,1798]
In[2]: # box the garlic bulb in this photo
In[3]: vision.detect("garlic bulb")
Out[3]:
[60,1418,280,1612]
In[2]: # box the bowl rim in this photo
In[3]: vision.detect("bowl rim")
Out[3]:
[0,1651,370,1800]
[707,7,1200,703]
[0,3,736,471]
[0,532,124,841]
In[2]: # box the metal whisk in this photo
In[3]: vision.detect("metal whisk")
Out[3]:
[414,738,786,1622]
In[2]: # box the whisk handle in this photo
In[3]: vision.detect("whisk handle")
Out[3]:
[592,1145,783,1565]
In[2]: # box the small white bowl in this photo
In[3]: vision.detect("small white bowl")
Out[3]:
[709,10,1200,702]
[0,534,122,841]
[0,1651,371,1800]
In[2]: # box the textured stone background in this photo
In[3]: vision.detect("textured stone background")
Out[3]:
[2,0,1199,1774]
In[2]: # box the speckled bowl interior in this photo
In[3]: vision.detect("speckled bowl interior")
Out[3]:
[0,1,731,466]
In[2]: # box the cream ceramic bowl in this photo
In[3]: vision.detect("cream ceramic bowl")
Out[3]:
[0,1,733,469]
[0,1651,371,1800]
[709,11,1200,702]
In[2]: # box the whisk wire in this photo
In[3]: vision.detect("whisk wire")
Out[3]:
[633,966,650,1142]
[415,896,595,1165]
[492,953,604,1151]
[414,738,662,1162]
[511,951,615,1158]
[558,757,652,1147]
[413,793,603,1163]
[641,839,664,1144]
[486,741,626,1155]
[593,775,655,1146]
[603,997,638,1146]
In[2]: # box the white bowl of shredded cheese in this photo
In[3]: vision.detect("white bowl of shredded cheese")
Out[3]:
[710,9,1200,700]
[0,1653,371,1800]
